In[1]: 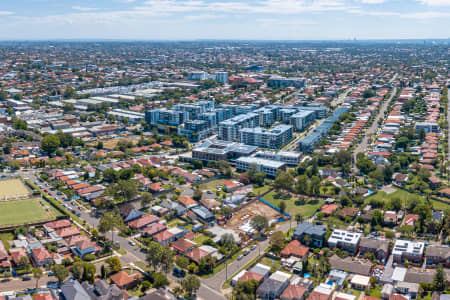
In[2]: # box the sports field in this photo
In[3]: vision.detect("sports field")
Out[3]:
[0,179,31,199]
[0,198,57,227]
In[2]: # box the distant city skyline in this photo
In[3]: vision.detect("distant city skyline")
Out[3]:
[0,0,450,40]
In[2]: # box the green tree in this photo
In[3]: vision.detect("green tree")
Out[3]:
[181,275,201,299]
[32,267,43,289]
[52,264,70,284]
[176,256,189,269]
[270,231,285,253]
[278,201,287,215]
[250,215,269,235]
[107,256,122,274]
[41,134,60,155]
[432,264,447,292]
[233,279,259,300]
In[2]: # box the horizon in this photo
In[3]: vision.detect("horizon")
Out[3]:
[1,0,450,40]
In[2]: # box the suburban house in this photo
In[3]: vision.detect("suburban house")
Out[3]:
[281,285,307,300]
[293,222,327,248]
[31,247,52,267]
[109,271,142,289]
[328,229,361,254]
[359,238,390,262]
[425,245,450,268]
[73,240,96,258]
[257,271,291,300]
[281,240,309,260]
[392,240,425,265]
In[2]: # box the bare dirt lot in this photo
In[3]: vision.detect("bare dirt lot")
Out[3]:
[225,200,281,232]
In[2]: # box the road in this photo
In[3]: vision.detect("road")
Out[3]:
[353,87,397,166]
[331,87,353,107]
[22,170,297,299]
[202,220,295,293]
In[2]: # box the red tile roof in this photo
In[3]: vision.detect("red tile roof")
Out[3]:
[281,240,309,258]
[238,270,264,282]
[281,285,307,300]
[128,214,159,230]
[110,271,142,288]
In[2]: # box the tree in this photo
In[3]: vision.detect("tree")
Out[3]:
[371,210,384,227]
[107,256,122,274]
[233,279,259,300]
[250,215,269,235]
[192,188,203,201]
[83,263,96,283]
[198,256,216,274]
[176,256,189,269]
[52,264,69,284]
[71,261,84,279]
[159,246,175,274]
[181,275,201,299]
[18,256,30,270]
[295,213,304,223]
[274,171,294,191]
[270,231,285,252]
[432,264,447,292]
[146,242,162,271]
[98,212,119,244]
[141,192,153,209]
[32,267,43,289]
[219,233,235,246]
[278,201,287,215]
[152,272,169,288]
[41,134,60,155]
[103,168,118,183]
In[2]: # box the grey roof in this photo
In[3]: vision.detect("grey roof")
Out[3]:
[9,296,33,300]
[61,279,92,300]
[426,246,450,258]
[191,205,214,220]
[329,255,372,276]
[293,222,327,238]
[250,263,271,277]
[257,278,284,294]
[360,237,389,252]
[404,271,434,284]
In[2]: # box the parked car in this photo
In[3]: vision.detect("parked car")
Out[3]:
[129,241,136,246]
[22,276,31,281]
[250,245,257,251]
[237,255,244,261]
[243,250,250,256]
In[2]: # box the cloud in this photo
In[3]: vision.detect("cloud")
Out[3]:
[360,0,387,3]
[72,6,99,12]
[349,7,450,18]
[0,11,14,16]
[418,0,450,6]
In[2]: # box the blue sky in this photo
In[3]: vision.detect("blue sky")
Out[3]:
[0,0,449,40]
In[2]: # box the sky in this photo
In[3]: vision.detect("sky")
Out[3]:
[0,0,449,40]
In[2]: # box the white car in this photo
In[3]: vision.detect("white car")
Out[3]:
[129,241,136,246]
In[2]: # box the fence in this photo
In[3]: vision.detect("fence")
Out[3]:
[257,196,291,219]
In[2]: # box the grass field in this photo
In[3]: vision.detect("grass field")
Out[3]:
[262,191,324,218]
[366,188,424,205]
[0,198,57,227]
[0,179,31,199]
[199,179,229,191]
[431,200,450,211]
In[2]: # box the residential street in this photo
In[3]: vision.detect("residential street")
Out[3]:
[353,86,397,166]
